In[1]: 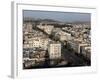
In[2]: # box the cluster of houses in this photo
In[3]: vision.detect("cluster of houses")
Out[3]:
[23,21,91,68]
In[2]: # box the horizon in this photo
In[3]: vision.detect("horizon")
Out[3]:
[23,10,91,23]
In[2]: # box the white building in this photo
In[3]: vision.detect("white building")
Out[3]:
[37,23,54,34]
[40,38,49,50]
[57,31,71,41]
[23,37,49,50]
[23,23,33,33]
[68,40,89,54]
[23,43,30,48]
[78,43,89,54]
[81,46,91,60]
[48,43,61,59]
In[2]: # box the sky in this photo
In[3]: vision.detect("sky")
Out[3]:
[23,10,91,22]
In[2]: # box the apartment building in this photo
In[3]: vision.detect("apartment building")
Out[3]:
[23,36,49,50]
[48,43,61,59]
[23,22,33,33]
[56,31,72,41]
[37,23,54,34]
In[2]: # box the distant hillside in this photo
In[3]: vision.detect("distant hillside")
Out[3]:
[23,17,90,25]
[23,17,60,23]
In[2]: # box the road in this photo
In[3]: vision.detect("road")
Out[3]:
[61,46,90,66]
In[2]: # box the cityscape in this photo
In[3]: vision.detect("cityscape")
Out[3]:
[23,10,91,69]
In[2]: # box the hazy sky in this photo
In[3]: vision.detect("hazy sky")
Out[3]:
[23,10,91,22]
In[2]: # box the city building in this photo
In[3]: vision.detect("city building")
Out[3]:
[48,43,61,59]
[81,46,91,60]
[68,39,90,54]
[23,22,33,33]
[78,43,89,54]
[23,36,49,50]
[37,23,54,34]
[56,31,72,41]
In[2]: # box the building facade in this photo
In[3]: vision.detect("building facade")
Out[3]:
[48,43,61,59]
[56,31,71,41]
[37,23,54,34]
[23,37,49,50]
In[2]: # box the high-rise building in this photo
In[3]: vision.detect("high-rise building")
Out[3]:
[48,43,61,59]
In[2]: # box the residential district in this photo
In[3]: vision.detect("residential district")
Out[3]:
[23,19,91,69]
